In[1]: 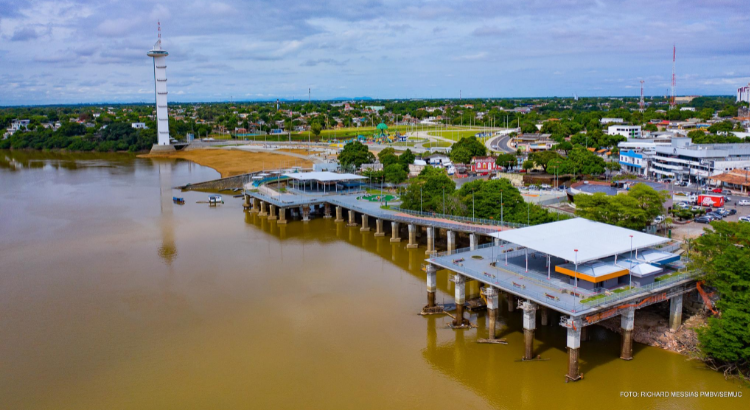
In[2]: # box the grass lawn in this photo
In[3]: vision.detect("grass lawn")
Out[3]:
[422,141,452,148]
[580,286,633,303]
[427,130,482,141]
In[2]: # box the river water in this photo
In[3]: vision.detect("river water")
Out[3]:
[0,150,746,409]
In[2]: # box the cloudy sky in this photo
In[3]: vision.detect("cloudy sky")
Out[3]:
[1,0,749,105]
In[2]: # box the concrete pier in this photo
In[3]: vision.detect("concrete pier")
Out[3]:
[484,287,499,339]
[360,214,370,232]
[521,300,537,360]
[259,201,268,217]
[581,326,589,342]
[277,207,287,224]
[420,264,444,314]
[374,219,385,237]
[425,227,435,255]
[243,194,250,209]
[347,210,357,227]
[268,204,277,221]
[506,293,514,312]
[335,206,343,222]
[469,233,478,250]
[302,205,310,222]
[390,222,401,243]
[324,203,332,219]
[669,294,683,331]
[540,306,548,326]
[407,224,418,249]
[566,320,582,382]
[251,198,259,213]
[452,274,470,327]
[620,307,635,360]
[447,230,456,252]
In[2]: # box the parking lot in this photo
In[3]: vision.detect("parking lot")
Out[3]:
[670,195,750,240]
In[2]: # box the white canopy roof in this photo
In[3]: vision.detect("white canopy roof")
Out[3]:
[283,171,365,182]
[489,218,669,264]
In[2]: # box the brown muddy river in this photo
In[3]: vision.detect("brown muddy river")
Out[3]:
[0,150,746,409]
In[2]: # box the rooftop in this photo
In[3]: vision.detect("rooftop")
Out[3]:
[283,171,365,182]
[487,218,669,264]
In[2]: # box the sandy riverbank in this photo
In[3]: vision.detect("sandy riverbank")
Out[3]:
[140,148,313,178]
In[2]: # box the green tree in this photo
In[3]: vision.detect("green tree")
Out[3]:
[529,150,562,172]
[450,136,486,164]
[692,222,750,378]
[311,121,322,138]
[574,183,667,230]
[398,148,416,170]
[338,141,375,170]
[400,166,456,213]
[384,163,407,183]
[378,147,396,162]
[495,153,517,170]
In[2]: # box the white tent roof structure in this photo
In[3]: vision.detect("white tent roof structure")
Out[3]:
[489,218,669,264]
[283,172,365,182]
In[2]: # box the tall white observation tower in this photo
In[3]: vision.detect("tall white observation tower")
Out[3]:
[147,22,171,148]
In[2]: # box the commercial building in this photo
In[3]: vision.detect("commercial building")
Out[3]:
[607,125,642,139]
[650,139,750,183]
[737,82,750,104]
[470,156,499,174]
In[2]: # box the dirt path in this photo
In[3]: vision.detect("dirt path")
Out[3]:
[140,148,314,178]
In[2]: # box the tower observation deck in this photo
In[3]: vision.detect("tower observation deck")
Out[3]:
[148,22,171,148]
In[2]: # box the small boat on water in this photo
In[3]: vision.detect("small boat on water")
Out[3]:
[208,195,224,205]
[173,197,185,205]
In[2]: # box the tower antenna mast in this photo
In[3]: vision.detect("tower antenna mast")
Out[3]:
[670,45,676,109]
[639,80,645,111]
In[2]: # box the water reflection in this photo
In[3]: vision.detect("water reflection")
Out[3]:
[158,161,177,265]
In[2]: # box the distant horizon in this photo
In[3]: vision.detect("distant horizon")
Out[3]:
[0,94,737,109]
[1,0,748,106]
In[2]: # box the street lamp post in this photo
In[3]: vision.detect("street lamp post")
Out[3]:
[574,249,579,289]
[420,186,423,213]
[629,235,634,289]
[500,190,503,225]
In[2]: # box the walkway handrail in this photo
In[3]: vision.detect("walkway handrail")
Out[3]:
[390,207,528,229]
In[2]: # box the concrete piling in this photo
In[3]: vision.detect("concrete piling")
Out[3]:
[302,205,310,222]
[251,198,259,213]
[469,233,478,250]
[259,201,268,217]
[268,204,277,221]
[566,322,582,382]
[425,227,435,255]
[374,219,385,237]
[452,274,470,327]
[426,264,437,308]
[324,203,332,218]
[620,307,635,360]
[447,230,456,252]
[390,222,401,243]
[540,306,548,326]
[506,293,514,312]
[407,224,418,249]
[484,287,499,339]
[360,214,370,232]
[335,206,343,222]
[521,300,537,360]
[669,294,683,331]
[277,207,287,224]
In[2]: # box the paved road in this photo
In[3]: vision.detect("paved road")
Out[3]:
[486,129,518,153]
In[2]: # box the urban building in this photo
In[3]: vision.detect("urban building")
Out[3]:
[650,139,750,183]
[470,156,499,174]
[607,124,642,139]
[131,122,148,129]
[513,133,553,152]
[737,82,750,104]
[600,118,624,124]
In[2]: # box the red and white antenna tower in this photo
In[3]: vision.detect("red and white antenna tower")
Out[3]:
[639,80,645,111]
[670,44,676,109]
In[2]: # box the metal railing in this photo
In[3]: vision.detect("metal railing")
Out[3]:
[390,207,528,229]
[581,270,703,310]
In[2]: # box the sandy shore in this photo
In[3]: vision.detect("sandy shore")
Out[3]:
[140,148,313,178]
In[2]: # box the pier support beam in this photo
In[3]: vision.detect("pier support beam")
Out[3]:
[360,214,370,232]
[669,294,683,331]
[566,323,582,382]
[277,207,287,224]
[268,204,277,221]
[407,224,418,248]
[302,205,310,222]
[494,238,501,246]
[581,326,589,342]
[620,307,635,360]
[251,198,259,213]
[425,227,435,255]
[469,233,478,250]
[452,274,470,328]
[259,201,268,217]
[484,287,500,339]
[447,230,456,253]
[347,210,357,227]
[521,300,537,360]
[390,222,401,243]
[335,206,343,222]
[243,194,250,209]
[506,293,514,312]
[375,219,385,237]
[420,264,444,315]
[540,306,548,326]
[324,203,332,219]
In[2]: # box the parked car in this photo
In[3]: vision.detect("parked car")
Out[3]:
[739,216,750,223]
[712,188,723,193]
[738,199,750,206]
[728,209,737,215]
[675,202,690,209]
[694,216,712,224]
[706,212,723,220]
[691,206,703,212]
[653,215,666,224]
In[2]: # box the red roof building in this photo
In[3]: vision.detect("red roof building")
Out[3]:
[471,156,499,174]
